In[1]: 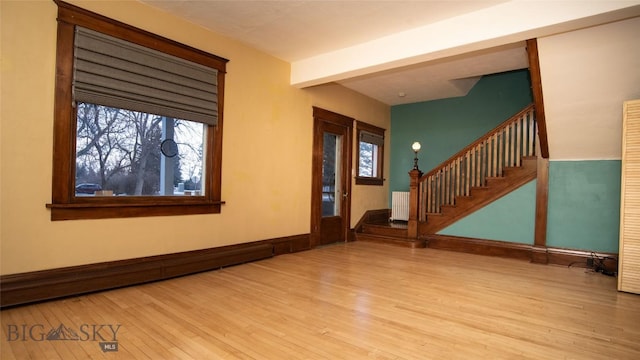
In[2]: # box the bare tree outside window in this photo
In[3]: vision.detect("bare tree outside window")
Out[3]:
[75,103,204,196]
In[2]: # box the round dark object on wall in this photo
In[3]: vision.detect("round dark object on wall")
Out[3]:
[161,139,179,157]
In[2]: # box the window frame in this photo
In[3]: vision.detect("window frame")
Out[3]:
[46,1,228,220]
[355,121,385,186]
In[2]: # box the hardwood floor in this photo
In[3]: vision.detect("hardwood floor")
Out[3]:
[2,242,639,359]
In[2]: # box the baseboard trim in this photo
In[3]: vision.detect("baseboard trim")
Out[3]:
[424,234,618,267]
[544,247,617,267]
[425,234,532,261]
[3,232,616,308]
[0,234,310,308]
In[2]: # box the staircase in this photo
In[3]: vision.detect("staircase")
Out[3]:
[420,156,536,234]
[358,220,426,248]
[356,104,538,245]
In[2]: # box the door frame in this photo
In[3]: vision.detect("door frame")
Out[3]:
[310,107,353,248]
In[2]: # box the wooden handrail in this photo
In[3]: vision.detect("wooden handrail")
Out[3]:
[420,104,535,181]
[414,104,537,219]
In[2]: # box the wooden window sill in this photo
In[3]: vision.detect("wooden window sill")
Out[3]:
[46,201,225,220]
[355,177,384,186]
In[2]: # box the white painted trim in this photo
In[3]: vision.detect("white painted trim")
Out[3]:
[291,1,640,88]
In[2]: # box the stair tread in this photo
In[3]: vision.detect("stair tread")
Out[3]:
[363,221,408,229]
[362,221,408,238]
[356,233,426,248]
[358,232,406,239]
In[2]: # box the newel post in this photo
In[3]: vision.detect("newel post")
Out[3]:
[408,169,422,239]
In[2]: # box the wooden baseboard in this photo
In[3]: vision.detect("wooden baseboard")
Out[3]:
[270,234,312,255]
[0,234,310,308]
[544,247,617,268]
[425,234,532,261]
[424,234,618,267]
[2,232,616,308]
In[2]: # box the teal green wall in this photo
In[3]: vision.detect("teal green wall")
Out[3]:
[390,69,533,193]
[427,161,621,252]
[437,180,536,244]
[547,160,621,253]
[388,70,621,254]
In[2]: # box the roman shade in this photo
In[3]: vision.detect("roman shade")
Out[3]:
[73,26,219,126]
[359,130,384,146]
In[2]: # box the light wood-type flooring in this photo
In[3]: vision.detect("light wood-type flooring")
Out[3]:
[2,242,639,359]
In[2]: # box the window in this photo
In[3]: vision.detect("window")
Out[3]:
[75,105,205,197]
[355,121,385,186]
[47,1,228,220]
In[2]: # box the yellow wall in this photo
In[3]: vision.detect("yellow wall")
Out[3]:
[0,0,390,275]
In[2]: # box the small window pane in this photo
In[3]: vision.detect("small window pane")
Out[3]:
[75,103,205,197]
[355,121,384,186]
[359,141,379,177]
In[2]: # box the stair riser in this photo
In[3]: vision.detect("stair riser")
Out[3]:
[356,233,426,248]
[362,225,408,238]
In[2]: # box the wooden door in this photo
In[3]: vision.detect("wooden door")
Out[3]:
[311,107,352,247]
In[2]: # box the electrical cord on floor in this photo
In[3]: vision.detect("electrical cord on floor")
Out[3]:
[567,252,618,277]
[591,252,618,277]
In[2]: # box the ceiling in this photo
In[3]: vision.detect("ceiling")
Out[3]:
[140,0,640,105]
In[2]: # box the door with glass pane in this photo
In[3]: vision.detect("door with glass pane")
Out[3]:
[311,107,352,247]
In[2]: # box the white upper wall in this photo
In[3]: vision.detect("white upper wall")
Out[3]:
[538,16,640,161]
[291,1,640,88]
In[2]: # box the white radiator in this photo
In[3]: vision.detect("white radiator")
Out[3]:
[391,191,410,221]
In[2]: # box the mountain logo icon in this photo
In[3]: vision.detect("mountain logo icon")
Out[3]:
[46,324,80,341]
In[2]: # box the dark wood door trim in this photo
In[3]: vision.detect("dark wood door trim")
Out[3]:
[311,107,353,248]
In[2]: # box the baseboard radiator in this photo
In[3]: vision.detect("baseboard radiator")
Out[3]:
[391,191,410,221]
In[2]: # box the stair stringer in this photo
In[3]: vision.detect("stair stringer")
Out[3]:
[419,157,537,235]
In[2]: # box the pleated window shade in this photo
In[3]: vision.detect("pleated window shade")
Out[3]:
[73,27,219,126]
[619,99,640,294]
[360,131,384,146]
